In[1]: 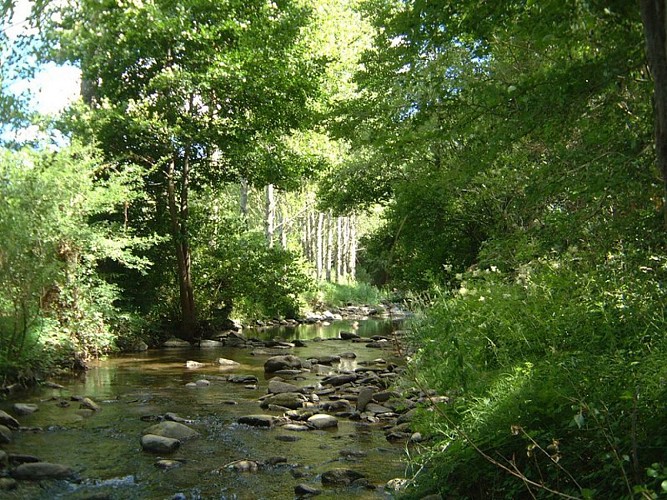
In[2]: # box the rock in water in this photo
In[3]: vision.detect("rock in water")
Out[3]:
[321,468,365,486]
[295,483,321,496]
[0,411,19,429]
[237,415,276,428]
[264,355,302,373]
[268,379,301,394]
[11,462,74,480]
[218,358,240,368]
[356,387,374,412]
[142,421,199,441]
[12,403,38,416]
[259,392,307,410]
[0,425,12,444]
[140,434,181,454]
[307,414,338,430]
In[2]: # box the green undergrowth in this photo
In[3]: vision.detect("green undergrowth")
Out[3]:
[403,250,667,499]
[302,281,386,310]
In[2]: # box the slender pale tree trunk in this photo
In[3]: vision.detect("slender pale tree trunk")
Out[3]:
[342,216,350,281]
[336,217,343,283]
[265,184,275,248]
[240,178,249,219]
[325,211,333,281]
[317,212,324,280]
[278,200,288,250]
[166,152,197,340]
[348,214,357,281]
[640,0,667,227]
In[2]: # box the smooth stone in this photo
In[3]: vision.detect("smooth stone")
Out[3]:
[307,414,338,430]
[322,374,357,386]
[0,450,7,467]
[155,459,183,470]
[186,360,206,369]
[80,397,101,411]
[225,459,258,472]
[140,434,181,454]
[295,483,321,496]
[228,375,259,384]
[0,477,17,490]
[195,379,210,387]
[11,462,75,480]
[264,355,302,373]
[218,358,240,368]
[238,415,276,428]
[0,410,19,429]
[163,337,191,348]
[0,425,12,444]
[320,468,365,486]
[12,403,38,415]
[386,478,409,492]
[339,331,359,340]
[365,403,393,414]
[268,379,301,394]
[143,421,199,441]
[338,351,357,359]
[356,387,374,412]
[199,339,223,348]
[164,412,190,423]
[313,355,340,365]
[282,423,311,432]
[185,382,197,388]
[260,392,307,410]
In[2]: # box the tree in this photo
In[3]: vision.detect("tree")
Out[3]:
[41,0,322,339]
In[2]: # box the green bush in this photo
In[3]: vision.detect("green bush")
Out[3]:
[405,250,667,498]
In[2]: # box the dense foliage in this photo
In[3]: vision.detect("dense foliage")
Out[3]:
[322,0,667,497]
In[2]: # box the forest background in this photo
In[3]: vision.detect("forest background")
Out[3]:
[2,0,667,498]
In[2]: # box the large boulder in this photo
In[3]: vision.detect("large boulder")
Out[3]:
[11,462,74,480]
[12,403,38,416]
[140,434,180,454]
[260,392,307,410]
[264,355,302,373]
[142,421,199,441]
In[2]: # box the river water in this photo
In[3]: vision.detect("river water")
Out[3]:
[0,319,409,499]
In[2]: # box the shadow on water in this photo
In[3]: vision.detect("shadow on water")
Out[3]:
[0,318,410,499]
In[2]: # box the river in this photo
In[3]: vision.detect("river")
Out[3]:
[0,319,411,499]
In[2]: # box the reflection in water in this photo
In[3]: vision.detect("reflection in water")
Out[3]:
[0,319,408,499]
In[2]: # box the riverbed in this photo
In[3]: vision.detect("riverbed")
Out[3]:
[0,319,412,499]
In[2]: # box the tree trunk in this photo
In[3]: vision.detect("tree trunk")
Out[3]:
[239,177,249,219]
[166,154,197,340]
[640,0,667,226]
[336,217,343,283]
[349,214,357,281]
[278,200,287,250]
[316,212,324,280]
[265,184,275,248]
[325,211,333,281]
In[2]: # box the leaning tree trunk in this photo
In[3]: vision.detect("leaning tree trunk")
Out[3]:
[640,0,667,227]
[166,153,197,341]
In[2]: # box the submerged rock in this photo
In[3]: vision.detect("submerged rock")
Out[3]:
[12,403,38,416]
[307,414,338,430]
[143,421,199,441]
[321,468,365,486]
[141,434,181,454]
[238,415,276,428]
[295,483,321,496]
[264,355,302,373]
[0,410,20,429]
[11,462,75,480]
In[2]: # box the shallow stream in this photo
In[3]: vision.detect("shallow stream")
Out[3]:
[1,319,409,499]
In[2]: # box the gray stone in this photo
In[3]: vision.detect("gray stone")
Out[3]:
[0,450,7,467]
[80,397,101,411]
[155,459,183,470]
[321,468,365,486]
[268,379,301,394]
[260,392,307,410]
[218,357,240,368]
[365,403,393,415]
[264,355,302,373]
[185,360,206,369]
[228,374,258,384]
[307,414,338,430]
[295,483,321,496]
[12,403,38,416]
[0,410,19,429]
[238,415,276,428]
[356,387,374,412]
[225,459,259,473]
[322,373,357,386]
[0,478,17,490]
[163,337,191,348]
[282,423,310,432]
[199,339,223,348]
[143,421,199,441]
[140,434,181,454]
[195,379,210,387]
[339,331,359,340]
[11,462,75,480]
[0,425,12,444]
